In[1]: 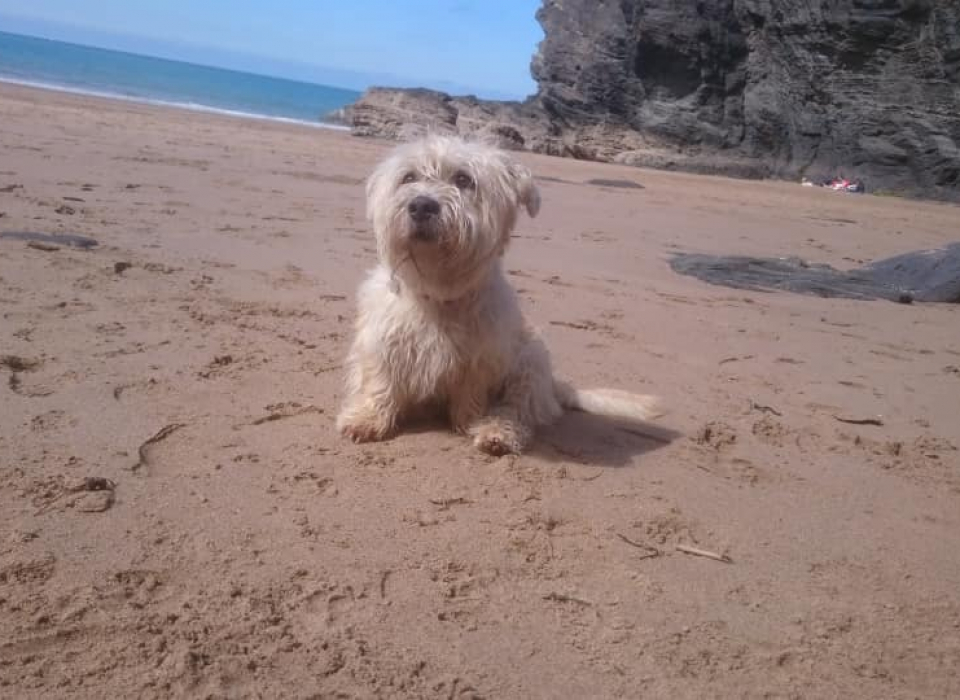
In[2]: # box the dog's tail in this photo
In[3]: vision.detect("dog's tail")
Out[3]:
[554,380,664,422]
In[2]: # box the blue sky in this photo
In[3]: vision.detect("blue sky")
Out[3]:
[0,1,543,98]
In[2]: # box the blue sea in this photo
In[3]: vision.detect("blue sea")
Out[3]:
[0,31,361,128]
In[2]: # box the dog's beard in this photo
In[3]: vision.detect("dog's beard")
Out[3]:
[388,249,422,293]
[384,211,496,301]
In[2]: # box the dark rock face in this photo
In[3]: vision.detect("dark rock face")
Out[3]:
[532,0,750,150]
[346,0,960,199]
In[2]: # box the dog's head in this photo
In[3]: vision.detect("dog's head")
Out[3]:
[365,135,540,301]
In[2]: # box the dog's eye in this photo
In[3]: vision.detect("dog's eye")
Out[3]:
[401,172,417,185]
[453,171,474,190]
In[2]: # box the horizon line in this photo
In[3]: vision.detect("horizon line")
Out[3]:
[0,16,534,101]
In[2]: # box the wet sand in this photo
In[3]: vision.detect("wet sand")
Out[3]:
[1,82,959,698]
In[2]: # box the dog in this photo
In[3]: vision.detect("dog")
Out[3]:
[336,135,663,455]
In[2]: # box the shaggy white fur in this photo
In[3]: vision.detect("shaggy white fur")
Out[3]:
[336,136,663,455]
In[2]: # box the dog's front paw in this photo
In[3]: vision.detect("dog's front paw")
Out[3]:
[338,416,392,444]
[476,434,514,456]
[472,423,522,456]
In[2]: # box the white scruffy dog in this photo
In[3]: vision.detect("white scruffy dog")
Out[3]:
[336,136,663,455]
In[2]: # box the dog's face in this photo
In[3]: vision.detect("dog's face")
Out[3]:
[366,136,540,300]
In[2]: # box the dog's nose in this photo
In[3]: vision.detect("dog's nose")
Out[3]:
[408,196,440,223]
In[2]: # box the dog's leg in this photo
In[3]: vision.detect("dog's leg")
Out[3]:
[336,350,402,443]
[448,375,489,435]
[470,333,562,456]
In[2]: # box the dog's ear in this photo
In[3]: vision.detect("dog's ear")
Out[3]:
[507,160,540,218]
[364,158,390,223]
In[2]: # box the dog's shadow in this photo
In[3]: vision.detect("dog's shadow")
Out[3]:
[398,411,680,467]
[530,413,681,467]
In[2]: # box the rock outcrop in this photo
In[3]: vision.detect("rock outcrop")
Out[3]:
[346,0,960,199]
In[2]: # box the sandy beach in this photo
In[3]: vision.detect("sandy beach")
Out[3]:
[1,82,959,698]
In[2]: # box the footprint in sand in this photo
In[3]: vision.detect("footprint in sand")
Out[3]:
[0,554,57,587]
[1,354,55,397]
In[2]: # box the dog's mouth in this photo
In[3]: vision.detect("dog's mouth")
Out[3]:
[409,222,440,244]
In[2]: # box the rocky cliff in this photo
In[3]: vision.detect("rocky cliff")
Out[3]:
[346,0,960,199]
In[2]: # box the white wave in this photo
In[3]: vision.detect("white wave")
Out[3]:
[0,75,352,131]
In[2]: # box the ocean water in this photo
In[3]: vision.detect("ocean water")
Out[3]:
[0,31,361,128]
